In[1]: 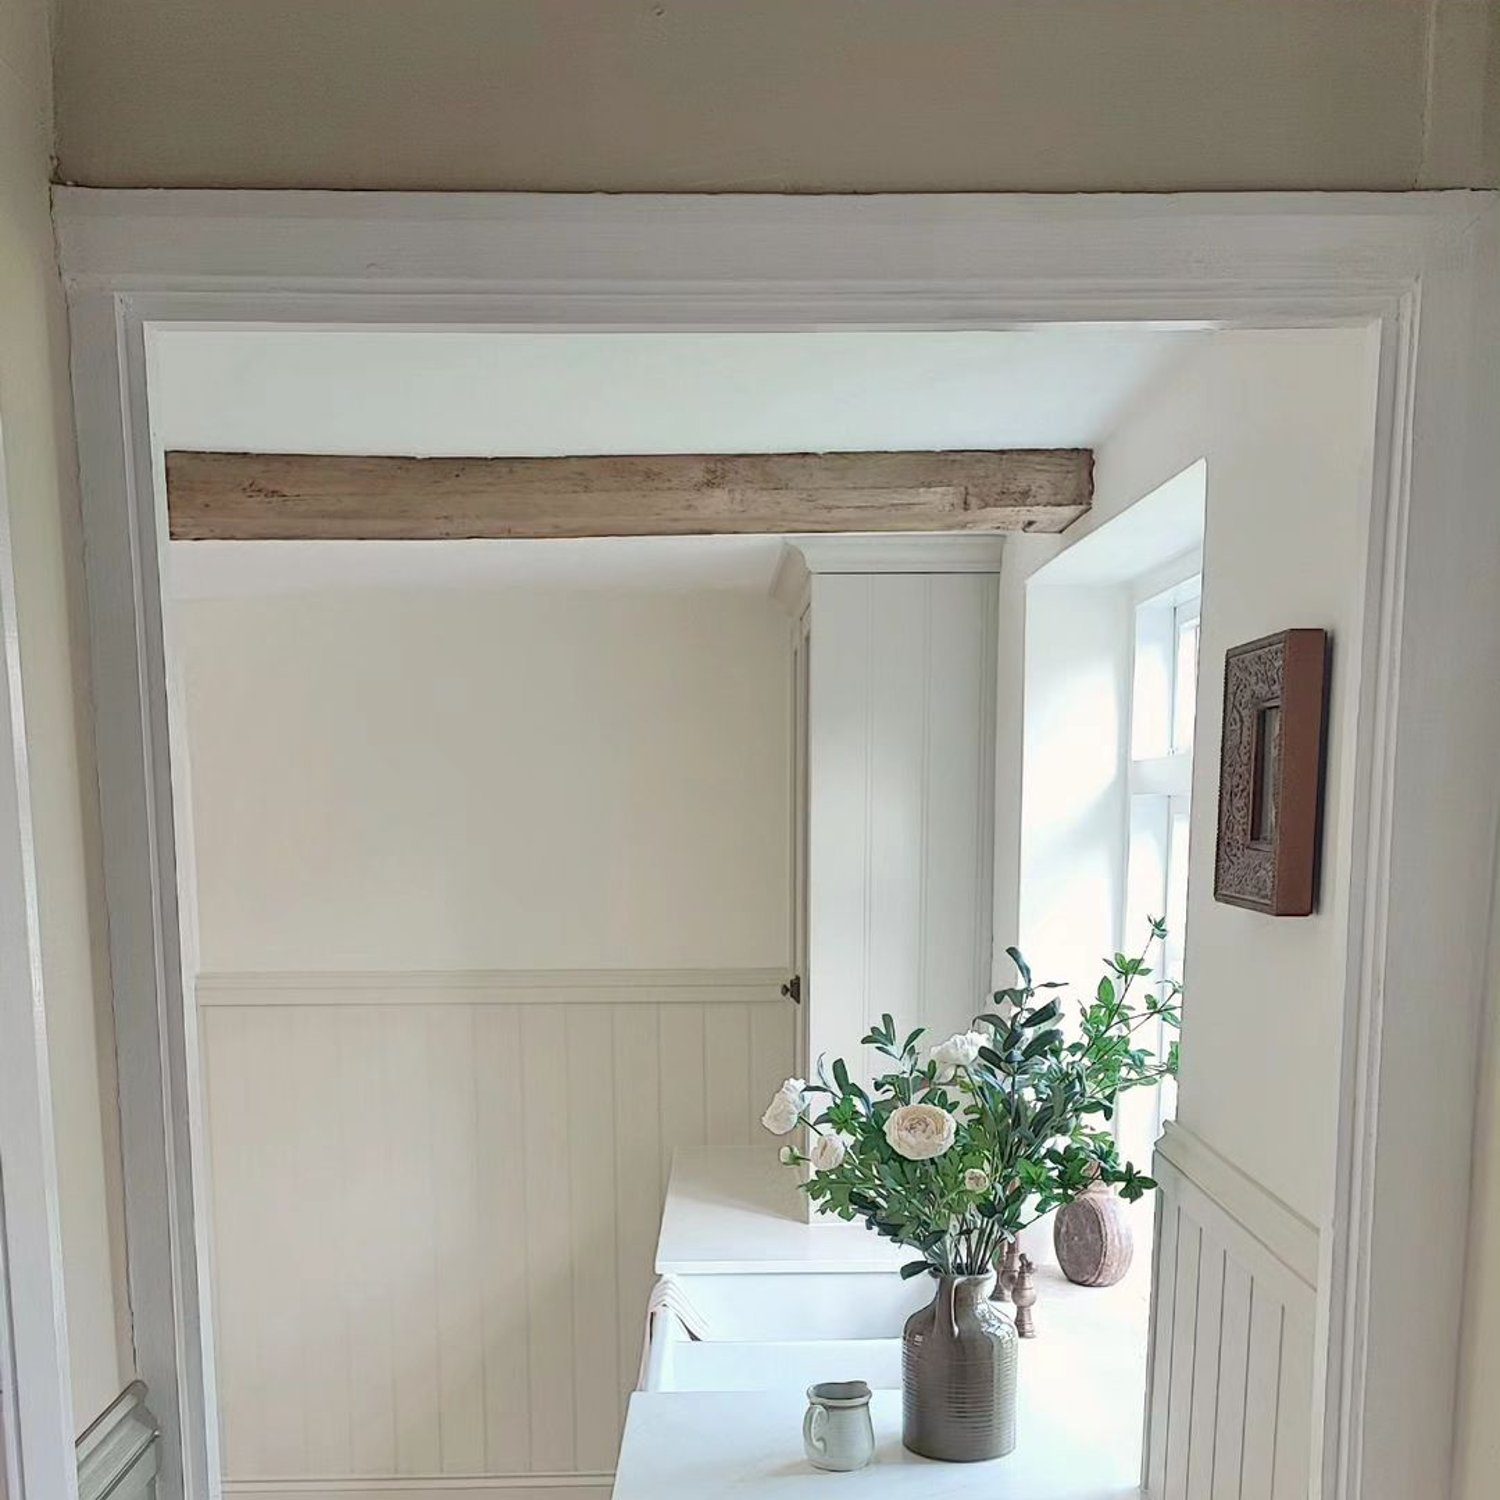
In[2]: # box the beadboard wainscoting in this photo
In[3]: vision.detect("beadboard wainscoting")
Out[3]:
[197,968,793,1493]
[1144,1122,1320,1500]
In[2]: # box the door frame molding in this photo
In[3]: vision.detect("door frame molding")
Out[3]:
[52,187,1500,1500]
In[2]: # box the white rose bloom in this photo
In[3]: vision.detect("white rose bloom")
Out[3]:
[928,1030,988,1073]
[883,1103,958,1161]
[963,1168,991,1193]
[778,1145,798,1165]
[809,1134,847,1172]
[761,1090,800,1135]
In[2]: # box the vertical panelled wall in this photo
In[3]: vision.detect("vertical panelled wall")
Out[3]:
[199,978,792,1499]
[177,589,795,1500]
[1144,1123,1320,1500]
[806,570,998,1082]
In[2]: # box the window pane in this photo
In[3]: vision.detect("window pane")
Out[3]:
[1171,611,1200,755]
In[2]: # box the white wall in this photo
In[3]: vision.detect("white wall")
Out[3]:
[993,329,1376,1500]
[1014,584,1132,994]
[54,0,1499,190]
[0,0,131,1431]
[175,584,795,1493]
[995,328,1378,1224]
[1102,331,1377,1225]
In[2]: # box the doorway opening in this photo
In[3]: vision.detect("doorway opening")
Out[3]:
[139,321,1376,1499]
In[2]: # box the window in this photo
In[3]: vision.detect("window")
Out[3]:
[1170,593,1200,756]
[1118,568,1200,1163]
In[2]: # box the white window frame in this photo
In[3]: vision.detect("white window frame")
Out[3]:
[1121,558,1200,1156]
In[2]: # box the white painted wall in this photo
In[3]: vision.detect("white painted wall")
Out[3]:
[993,330,1377,1500]
[1014,584,1132,995]
[995,328,1378,1225]
[175,583,795,1491]
[1103,331,1377,1225]
[178,590,790,973]
[0,0,131,1432]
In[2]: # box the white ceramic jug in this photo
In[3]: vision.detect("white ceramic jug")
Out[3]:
[803,1380,875,1472]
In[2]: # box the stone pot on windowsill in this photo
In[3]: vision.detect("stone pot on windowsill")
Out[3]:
[1053,1177,1134,1287]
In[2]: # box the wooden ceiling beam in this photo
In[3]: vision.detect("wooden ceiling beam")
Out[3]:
[165,449,1092,541]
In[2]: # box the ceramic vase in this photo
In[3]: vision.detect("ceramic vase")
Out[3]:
[1053,1179,1134,1287]
[902,1271,1019,1462]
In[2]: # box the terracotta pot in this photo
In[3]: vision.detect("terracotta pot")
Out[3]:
[1053,1180,1134,1287]
[902,1272,1018,1462]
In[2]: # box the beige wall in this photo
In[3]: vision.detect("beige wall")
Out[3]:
[0,0,130,1431]
[177,588,791,972]
[1456,836,1500,1500]
[53,0,1500,191]
[175,584,794,1488]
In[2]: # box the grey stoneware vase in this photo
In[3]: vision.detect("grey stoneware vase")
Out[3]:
[902,1271,1019,1462]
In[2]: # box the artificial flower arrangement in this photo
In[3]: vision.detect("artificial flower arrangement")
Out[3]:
[762,922,1182,1279]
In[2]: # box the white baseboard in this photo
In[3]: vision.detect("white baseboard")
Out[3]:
[222,1477,612,1500]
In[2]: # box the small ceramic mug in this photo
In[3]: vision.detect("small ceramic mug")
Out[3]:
[802,1380,875,1472]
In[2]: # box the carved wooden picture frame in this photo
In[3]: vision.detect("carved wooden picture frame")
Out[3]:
[1213,628,1330,916]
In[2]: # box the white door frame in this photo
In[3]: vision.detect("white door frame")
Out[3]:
[0,418,81,1500]
[52,189,1500,1500]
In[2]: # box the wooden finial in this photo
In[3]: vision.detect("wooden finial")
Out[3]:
[1012,1254,1038,1338]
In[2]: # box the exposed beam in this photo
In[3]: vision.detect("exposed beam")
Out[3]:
[165,449,1092,541]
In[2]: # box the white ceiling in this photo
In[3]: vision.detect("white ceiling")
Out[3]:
[153,327,1203,596]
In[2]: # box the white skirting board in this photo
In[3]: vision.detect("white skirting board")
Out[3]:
[222,1479,611,1500]
[77,1383,161,1500]
[1144,1122,1320,1500]
[198,969,794,1492]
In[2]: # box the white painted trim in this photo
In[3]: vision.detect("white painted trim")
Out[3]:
[51,188,1500,1500]
[784,535,1008,574]
[221,1481,611,1498]
[0,412,80,1500]
[1128,548,1204,609]
[1156,1121,1321,1292]
[194,967,789,1005]
[76,1383,160,1500]
[66,288,218,1500]
[50,188,1486,300]
[1127,753,1193,800]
